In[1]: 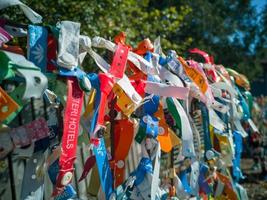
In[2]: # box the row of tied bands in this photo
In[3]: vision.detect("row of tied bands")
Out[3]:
[0,1,255,200]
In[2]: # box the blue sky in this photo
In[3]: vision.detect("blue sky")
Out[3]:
[252,0,267,13]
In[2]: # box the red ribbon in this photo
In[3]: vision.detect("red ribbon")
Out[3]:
[95,43,129,130]
[78,155,96,182]
[189,48,213,64]
[189,48,218,82]
[47,34,57,72]
[53,77,84,195]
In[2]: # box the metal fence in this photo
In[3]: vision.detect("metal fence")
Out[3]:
[0,95,142,200]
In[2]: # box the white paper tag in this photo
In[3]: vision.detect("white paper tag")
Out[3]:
[16,68,48,99]
[2,50,48,99]
[57,21,80,69]
[208,108,226,132]
[158,65,185,87]
[248,118,259,133]
[173,174,188,199]
[211,82,237,97]
[190,160,199,196]
[151,143,161,200]
[233,120,248,137]
[210,100,229,114]
[172,98,195,157]
[145,81,189,100]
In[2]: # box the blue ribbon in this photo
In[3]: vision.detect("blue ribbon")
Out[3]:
[93,138,114,199]
[134,157,153,186]
[142,52,160,137]
[235,86,250,120]
[144,94,160,115]
[48,160,77,200]
[198,163,212,194]
[159,56,168,66]
[199,102,212,152]
[58,66,86,78]
[28,25,48,73]
[139,115,159,138]
[86,73,114,199]
[87,73,101,134]
[214,98,229,125]
[55,185,77,200]
[179,168,192,194]
[177,161,196,195]
[158,50,176,66]
[232,130,244,181]
[27,26,50,152]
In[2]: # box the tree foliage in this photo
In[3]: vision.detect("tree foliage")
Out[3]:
[150,0,262,79]
[0,0,266,79]
[0,0,191,52]
[255,4,267,65]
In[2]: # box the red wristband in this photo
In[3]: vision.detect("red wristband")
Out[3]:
[53,77,84,195]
